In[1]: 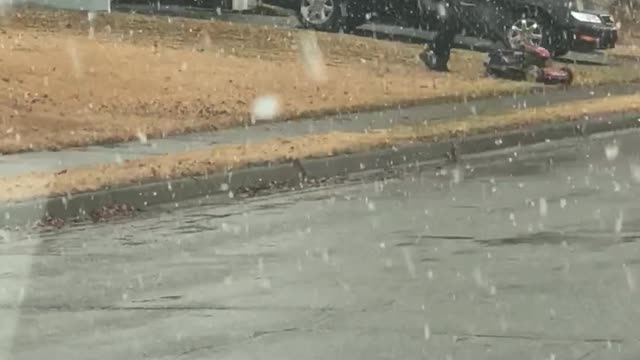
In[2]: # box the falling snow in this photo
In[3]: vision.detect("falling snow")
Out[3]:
[1,5,637,358]
[251,95,281,123]
[623,264,636,292]
[630,163,640,183]
[367,200,376,211]
[605,143,619,161]
[298,32,327,83]
[0,229,11,243]
[66,39,83,79]
[615,210,624,234]
[136,130,148,144]
[451,167,463,184]
[539,197,548,217]
[402,247,417,278]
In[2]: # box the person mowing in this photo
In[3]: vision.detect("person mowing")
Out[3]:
[417,0,462,72]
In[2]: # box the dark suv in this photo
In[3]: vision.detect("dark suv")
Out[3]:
[290,0,618,56]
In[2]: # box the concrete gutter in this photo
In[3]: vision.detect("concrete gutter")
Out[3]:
[3,111,640,229]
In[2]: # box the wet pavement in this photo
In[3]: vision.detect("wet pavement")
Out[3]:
[3,128,640,359]
[2,82,640,178]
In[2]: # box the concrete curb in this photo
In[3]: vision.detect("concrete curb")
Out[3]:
[2,111,640,228]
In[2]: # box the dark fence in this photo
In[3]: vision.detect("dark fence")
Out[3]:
[111,0,225,8]
[111,0,297,10]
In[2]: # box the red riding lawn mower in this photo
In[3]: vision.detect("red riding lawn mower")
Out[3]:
[484,42,575,85]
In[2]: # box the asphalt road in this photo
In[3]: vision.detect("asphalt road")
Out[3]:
[4,129,640,359]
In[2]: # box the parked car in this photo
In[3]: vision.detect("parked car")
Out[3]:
[279,0,416,32]
[288,0,618,56]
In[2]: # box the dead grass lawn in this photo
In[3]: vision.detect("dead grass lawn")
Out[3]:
[0,7,637,154]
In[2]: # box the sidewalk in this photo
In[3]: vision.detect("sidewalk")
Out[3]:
[1,82,639,179]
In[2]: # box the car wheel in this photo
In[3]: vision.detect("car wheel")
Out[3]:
[502,9,569,57]
[297,0,364,33]
[505,16,544,49]
[550,30,570,57]
[298,0,340,32]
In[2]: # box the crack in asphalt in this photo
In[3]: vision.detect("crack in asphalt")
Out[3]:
[250,327,299,339]
[176,327,306,358]
[1,304,351,313]
[457,332,625,344]
[576,345,604,360]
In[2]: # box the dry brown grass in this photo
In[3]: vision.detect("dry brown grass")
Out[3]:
[0,7,637,154]
[393,93,640,138]
[2,93,640,203]
[608,44,640,60]
[607,19,640,58]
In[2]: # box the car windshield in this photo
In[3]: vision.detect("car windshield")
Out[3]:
[570,0,601,11]
[1,0,639,359]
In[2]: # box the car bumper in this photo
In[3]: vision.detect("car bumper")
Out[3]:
[570,22,618,50]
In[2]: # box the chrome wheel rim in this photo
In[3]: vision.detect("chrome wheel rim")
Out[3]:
[507,18,543,48]
[300,0,335,25]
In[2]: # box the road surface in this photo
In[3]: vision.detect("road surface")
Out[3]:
[3,129,640,359]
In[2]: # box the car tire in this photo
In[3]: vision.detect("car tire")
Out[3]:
[545,25,571,57]
[297,0,365,33]
[501,8,570,57]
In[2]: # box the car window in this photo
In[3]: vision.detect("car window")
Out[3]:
[570,0,600,11]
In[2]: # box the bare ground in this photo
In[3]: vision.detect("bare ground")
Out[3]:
[2,93,639,203]
[0,7,637,154]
